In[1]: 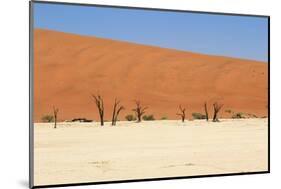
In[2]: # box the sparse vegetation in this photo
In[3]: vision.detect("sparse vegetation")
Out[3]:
[225,109,232,113]
[71,118,93,122]
[161,116,168,120]
[246,113,257,118]
[41,114,54,123]
[125,114,137,121]
[232,112,245,119]
[192,112,206,120]
[143,114,155,121]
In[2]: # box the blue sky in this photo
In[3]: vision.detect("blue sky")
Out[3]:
[34,3,268,62]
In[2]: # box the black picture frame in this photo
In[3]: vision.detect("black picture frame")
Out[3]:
[29,1,270,188]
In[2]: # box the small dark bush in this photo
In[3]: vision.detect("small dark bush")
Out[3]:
[71,118,93,122]
[192,112,206,119]
[245,113,258,118]
[41,114,54,122]
[243,113,258,118]
[161,116,168,120]
[225,109,232,113]
[143,114,155,121]
[232,112,245,119]
[125,114,136,121]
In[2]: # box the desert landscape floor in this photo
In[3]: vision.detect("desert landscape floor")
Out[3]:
[34,119,268,186]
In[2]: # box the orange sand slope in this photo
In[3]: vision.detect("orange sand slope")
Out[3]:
[34,29,268,122]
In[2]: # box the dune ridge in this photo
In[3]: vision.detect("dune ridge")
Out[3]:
[34,29,268,122]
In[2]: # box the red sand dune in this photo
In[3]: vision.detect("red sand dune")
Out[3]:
[34,29,268,122]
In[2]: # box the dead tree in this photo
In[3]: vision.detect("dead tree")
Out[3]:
[92,94,105,126]
[177,105,186,122]
[53,106,59,129]
[111,98,125,126]
[114,106,124,125]
[132,100,147,122]
[204,102,209,122]
[212,102,223,122]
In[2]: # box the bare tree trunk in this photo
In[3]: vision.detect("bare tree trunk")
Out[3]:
[111,98,124,126]
[177,105,186,123]
[204,102,209,122]
[137,111,141,122]
[111,98,118,126]
[53,106,59,129]
[132,100,147,123]
[212,102,223,122]
[92,94,104,126]
[114,105,124,125]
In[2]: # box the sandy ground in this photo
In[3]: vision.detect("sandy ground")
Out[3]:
[34,118,268,186]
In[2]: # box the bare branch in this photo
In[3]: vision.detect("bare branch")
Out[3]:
[132,100,148,122]
[111,98,125,126]
[212,102,223,122]
[177,105,186,123]
[91,94,105,126]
